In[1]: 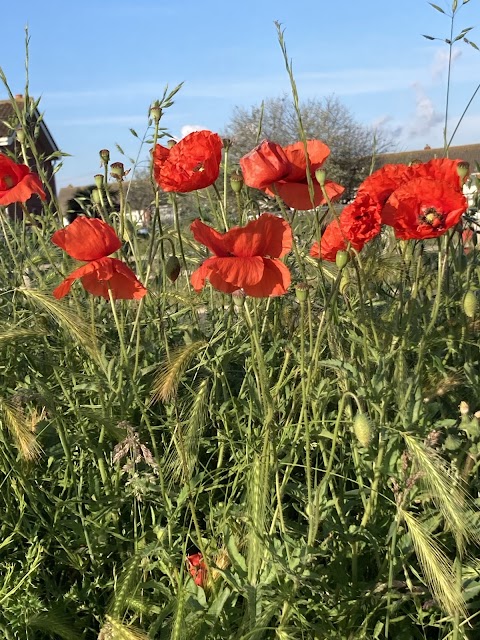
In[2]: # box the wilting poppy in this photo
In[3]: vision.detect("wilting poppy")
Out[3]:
[240,139,344,210]
[52,217,147,300]
[0,154,46,205]
[190,213,292,297]
[310,192,382,261]
[381,177,467,240]
[187,553,207,588]
[153,130,222,192]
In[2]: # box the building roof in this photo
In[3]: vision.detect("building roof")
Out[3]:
[374,143,480,172]
[0,95,58,154]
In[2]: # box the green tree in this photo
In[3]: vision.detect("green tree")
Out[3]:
[223,94,394,199]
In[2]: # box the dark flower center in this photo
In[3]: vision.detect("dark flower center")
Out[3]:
[419,206,445,229]
[193,162,205,173]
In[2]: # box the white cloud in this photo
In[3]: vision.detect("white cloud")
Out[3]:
[180,124,205,138]
[406,83,444,138]
[431,47,462,81]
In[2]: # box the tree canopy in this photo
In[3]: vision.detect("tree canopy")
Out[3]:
[223,94,393,199]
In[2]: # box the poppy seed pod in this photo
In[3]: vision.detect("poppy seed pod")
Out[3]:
[295,282,309,302]
[94,174,104,188]
[463,291,477,318]
[110,162,127,181]
[230,171,244,193]
[150,105,162,123]
[165,255,181,283]
[99,149,110,164]
[353,413,372,448]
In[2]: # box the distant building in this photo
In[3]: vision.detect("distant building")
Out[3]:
[0,94,59,217]
[373,142,480,173]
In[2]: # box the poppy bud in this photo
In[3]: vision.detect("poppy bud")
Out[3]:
[165,255,181,283]
[232,289,245,307]
[463,291,477,318]
[457,161,470,181]
[353,413,372,448]
[295,282,309,302]
[16,129,26,143]
[230,171,244,193]
[315,168,326,187]
[459,400,469,416]
[94,174,104,188]
[91,188,101,205]
[335,250,349,270]
[167,139,176,149]
[467,411,480,439]
[99,149,110,164]
[223,138,233,151]
[150,104,162,123]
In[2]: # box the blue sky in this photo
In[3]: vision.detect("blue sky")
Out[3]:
[1,0,479,189]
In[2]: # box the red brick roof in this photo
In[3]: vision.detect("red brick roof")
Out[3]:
[375,143,480,172]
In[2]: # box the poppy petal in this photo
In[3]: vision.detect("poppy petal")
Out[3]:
[242,258,291,297]
[52,217,122,261]
[80,258,147,299]
[52,262,98,299]
[209,256,265,288]
[156,130,222,193]
[190,258,239,294]
[382,177,467,239]
[0,157,46,205]
[226,214,292,258]
[271,180,344,210]
[282,140,330,182]
[240,140,291,190]
[190,219,232,257]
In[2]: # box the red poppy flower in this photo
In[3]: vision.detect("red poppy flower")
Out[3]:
[52,217,147,300]
[381,177,467,240]
[355,158,468,240]
[187,553,207,588]
[310,192,382,261]
[0,154,46,205]
[153,130,222,192]
[190,213,292,297]
[240,139,344,210]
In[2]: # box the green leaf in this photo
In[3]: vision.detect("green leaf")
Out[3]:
[465,38,480,50]
[429,2,446,13]
[422,34,436,40]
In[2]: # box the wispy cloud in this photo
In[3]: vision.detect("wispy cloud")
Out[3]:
[406,83,443,138]
[431,47,462,81]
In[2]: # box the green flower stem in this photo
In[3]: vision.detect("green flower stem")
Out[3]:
[171,194,191,294]
[361,431,386,528]
[385,512,400,638]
